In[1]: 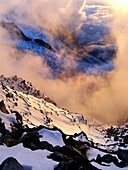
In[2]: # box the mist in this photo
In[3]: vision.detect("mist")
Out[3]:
[0,0,86,77]
[0,0,128,124]
[81,0,128,123]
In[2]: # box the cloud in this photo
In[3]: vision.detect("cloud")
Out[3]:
[1,0,128,124]
[77,0,128,123]
[5,0,86,33]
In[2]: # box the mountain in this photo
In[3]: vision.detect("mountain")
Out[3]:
[0,1,127,170]
[0,75,127,170]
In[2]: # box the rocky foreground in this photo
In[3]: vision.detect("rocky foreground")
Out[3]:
[0,75,128,170]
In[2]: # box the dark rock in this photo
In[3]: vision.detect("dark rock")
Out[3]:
[17,129,56,151]
[0,118,8,135]
[48,152,68,162]
[95,153,127,168]
[34,39,56,52]
[101,154,117,164]
[1,82,8,91]
[123,135,128,144]
[114,136,119,141]
[0,100,9,114]
[117,148,128,163]
[38,141,53,151]
[10,124,23,140]
[44,97,57,106]
[11,111,23,124]
[0,136,3,145]
[54,161,69,170]
[65,136,89,157]
[96,154,118,164]
[2,133,16,147]
[54,160,79,170]
[49,145,99,170]
[14,102,18,106]
[95,154,102,164]
[0,157,24,170]
[6,92,13,98]
[65,136,76,147]
[19,131,42,150]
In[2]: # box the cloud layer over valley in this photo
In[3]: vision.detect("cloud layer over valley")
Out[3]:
[0,0,127,123]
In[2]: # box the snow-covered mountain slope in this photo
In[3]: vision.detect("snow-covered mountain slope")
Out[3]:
[0,75,56,104]
[0,75,128,170]
[0,75,100,170]
[0,75,100,138]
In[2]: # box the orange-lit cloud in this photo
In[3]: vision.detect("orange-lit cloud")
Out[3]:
[1,0,128,124]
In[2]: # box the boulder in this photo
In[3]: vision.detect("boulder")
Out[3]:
[38,141,53,151]
[117,149,128,162]
[49,145,99,170]
[0,118,8,135]
[0,157,24,170]
[12,111,23,124]
[123,135,128,144]
[2,133,16,147]
[48,152,68,162]
[19,131,42,150]
[0,100,9,114]
[96,154,117,164]
[95,153,127,168]
[6,92,13,98]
